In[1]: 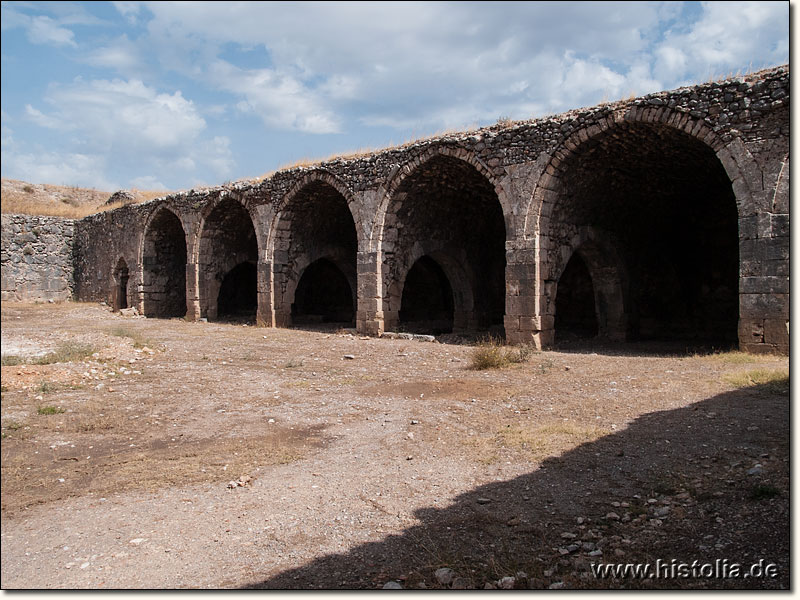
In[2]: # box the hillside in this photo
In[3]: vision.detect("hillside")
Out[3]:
[1,178,166,219]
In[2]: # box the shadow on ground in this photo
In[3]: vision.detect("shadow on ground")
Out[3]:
[243,383,789,590]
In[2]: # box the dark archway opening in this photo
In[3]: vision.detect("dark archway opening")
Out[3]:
[113,258,129,311]
[218,262,257,320]
[552,122,738,349]
[388,155,506,336]
[142,209,187,318]
[199,198,259,323]
[555,253,598,341]
[399,256,455,334]
[274,181,358,329]
[292,259,354,325]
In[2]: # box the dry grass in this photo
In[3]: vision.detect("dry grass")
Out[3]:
[2,341,96,366]
[1,179,166,219]
[468,340,535,370]
[695,350,761,364]
[467,421,608,464]
[723,369,789,394]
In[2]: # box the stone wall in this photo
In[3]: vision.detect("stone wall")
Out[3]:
[16,65,790,353]
[1,214,75,302]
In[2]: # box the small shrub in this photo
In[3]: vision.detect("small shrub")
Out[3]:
[469,340,509,370]
[22,185,34,193]
[35,342,96,364]
[5,421,23,431]
[37,405,65,415]
[750,484,781,500]
[109,326,153,349]
[1,355,25,366]
[36,381,56,394]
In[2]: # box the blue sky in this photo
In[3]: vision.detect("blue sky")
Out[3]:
[0,1,789,192]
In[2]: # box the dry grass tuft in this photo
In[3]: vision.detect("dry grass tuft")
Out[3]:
[695,350,760,364]
[468,339,536,370]
[723,369,789,394]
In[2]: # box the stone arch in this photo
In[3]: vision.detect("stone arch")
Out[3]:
[370,145,513,253]
[140,205,187,318]
[290,253,357,326]
[550,227,627,342]
[373,149,507,337]
[387,243,475,334]
[111,257,130,312]
[197,194,259,321]
[268,172,358,327]
[532,107,749,347]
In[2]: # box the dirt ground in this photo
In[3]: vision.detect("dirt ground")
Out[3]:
[0,302,789,589]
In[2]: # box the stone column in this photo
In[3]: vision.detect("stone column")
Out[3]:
[185,262,201,320]
[256,260,274,326]
[504,243,542,347]
[738,214,789,353]
[356,250,384,336]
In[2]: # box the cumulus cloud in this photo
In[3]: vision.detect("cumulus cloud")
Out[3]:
[654,1,788,84]
[16,78,233,188]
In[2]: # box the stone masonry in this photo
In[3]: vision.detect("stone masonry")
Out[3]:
[6,65,788,353]
[1,214,75,302]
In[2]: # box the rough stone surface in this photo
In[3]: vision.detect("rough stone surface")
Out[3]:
[3,66,789,353]
[1,214,75,302]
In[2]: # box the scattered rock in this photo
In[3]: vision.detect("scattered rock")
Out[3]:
[382,581,403,589]
[227,475,252,489]
[435,568,455,586]
[343,354,356,360]
[119,307,139,317]
[498,576,516,589]
[476,497,492,505]
[604,512,620,520]
[129,538,146,545]
[105,190,136,206]
[451,577,469,589]
[548,581,565,590]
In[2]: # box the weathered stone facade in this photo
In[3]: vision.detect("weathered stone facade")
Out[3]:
[10,66,790,353]
[1,214,75,302]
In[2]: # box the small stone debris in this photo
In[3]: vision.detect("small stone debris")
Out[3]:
[119,307,139,317]
[410,419,419,425]
[476,497,492,505]
[747,464,764,476]
[560,532,577,539]
[343,354,356,360]
[548,581,565,590]
[412,334,435,342]
[451,577,469,589]
[129,538,146,545]
[382,581,403,589]
[498,576,516,589]
[605,512,621,520]
[435,568,455,586]
[227,475,252,489]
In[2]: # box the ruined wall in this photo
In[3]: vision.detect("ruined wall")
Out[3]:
[0,214,75,302]
[13,65,787,353]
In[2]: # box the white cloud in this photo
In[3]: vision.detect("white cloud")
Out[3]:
[1,149,119,190]
[84,35,144,74]
[655,1,788,82]
[130,174,167,191]
[209,59,340,134]
[14,78,233,188]
[24,104,68,130]
[27,15,77,47]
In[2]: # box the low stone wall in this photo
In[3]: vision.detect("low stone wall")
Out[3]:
[1,214,75,302]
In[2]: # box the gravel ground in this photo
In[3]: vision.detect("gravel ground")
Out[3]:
[0,302,789,589]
